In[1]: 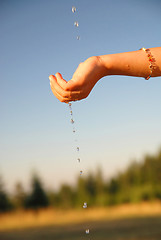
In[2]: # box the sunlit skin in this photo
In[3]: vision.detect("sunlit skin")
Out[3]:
[49,47,161,102]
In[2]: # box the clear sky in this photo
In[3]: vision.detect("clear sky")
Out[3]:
[1,0,161,193]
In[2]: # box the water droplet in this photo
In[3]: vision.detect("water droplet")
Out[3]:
[86,229,89,234]
[70,111,73,115]
[83,202,87,208]
[68,103,72,107]
[73,129,76,133]
[80,170,83,175]
[77,147,79,151]
[74,21,79,27]
[71,119,74,124]
[77,158,80,162]
[72,6,76,13]
[77,36,80,40]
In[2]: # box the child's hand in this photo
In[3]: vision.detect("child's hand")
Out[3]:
[49,56,106,102]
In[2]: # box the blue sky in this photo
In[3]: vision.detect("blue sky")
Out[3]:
[1,0,161,192]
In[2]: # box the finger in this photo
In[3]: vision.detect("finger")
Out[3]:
[55,72,69,90]
[50,74,81,100]
[65,79,82,91]
[55,73,81,91]
[50,74,72,99]
[49,75,69,102]
[51,80,81,101]
[50,82,68,103]
[49,75,57,87]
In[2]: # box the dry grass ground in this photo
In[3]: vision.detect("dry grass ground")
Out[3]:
[0,216,161,240]
[0,201,161,231]
[0,202,161,240]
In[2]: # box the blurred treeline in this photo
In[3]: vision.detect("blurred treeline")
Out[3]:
[0,148,161,212]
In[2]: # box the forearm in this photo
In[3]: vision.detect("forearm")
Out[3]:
[100,47,161,79]
[50,47,161,102]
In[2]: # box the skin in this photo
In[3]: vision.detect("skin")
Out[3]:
[49,47,161,103]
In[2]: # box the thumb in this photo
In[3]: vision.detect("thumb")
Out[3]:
[55,72,68,89]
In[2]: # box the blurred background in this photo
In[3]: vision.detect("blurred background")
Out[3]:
[0,0,161,239]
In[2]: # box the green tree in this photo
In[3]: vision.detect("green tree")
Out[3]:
[85,173,97,205]
[47,190,60,207]
[95,167,104,195]
[76,176,88,207]
[25,174,49,209]
[95,167,106,206]
[0,175,11,212]
[108,178,120,195]
[13,182,26,209]
[58,184,75,209]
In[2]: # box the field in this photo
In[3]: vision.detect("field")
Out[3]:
[0,202,161,240]
[0,216,161,240]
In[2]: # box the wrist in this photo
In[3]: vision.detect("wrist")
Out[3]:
[98,54,113,76]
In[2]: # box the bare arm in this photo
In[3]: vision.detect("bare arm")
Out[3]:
[49,47,161,102]
[101,47,161,78]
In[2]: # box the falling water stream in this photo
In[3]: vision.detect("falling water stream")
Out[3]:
[68,7,90,237]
